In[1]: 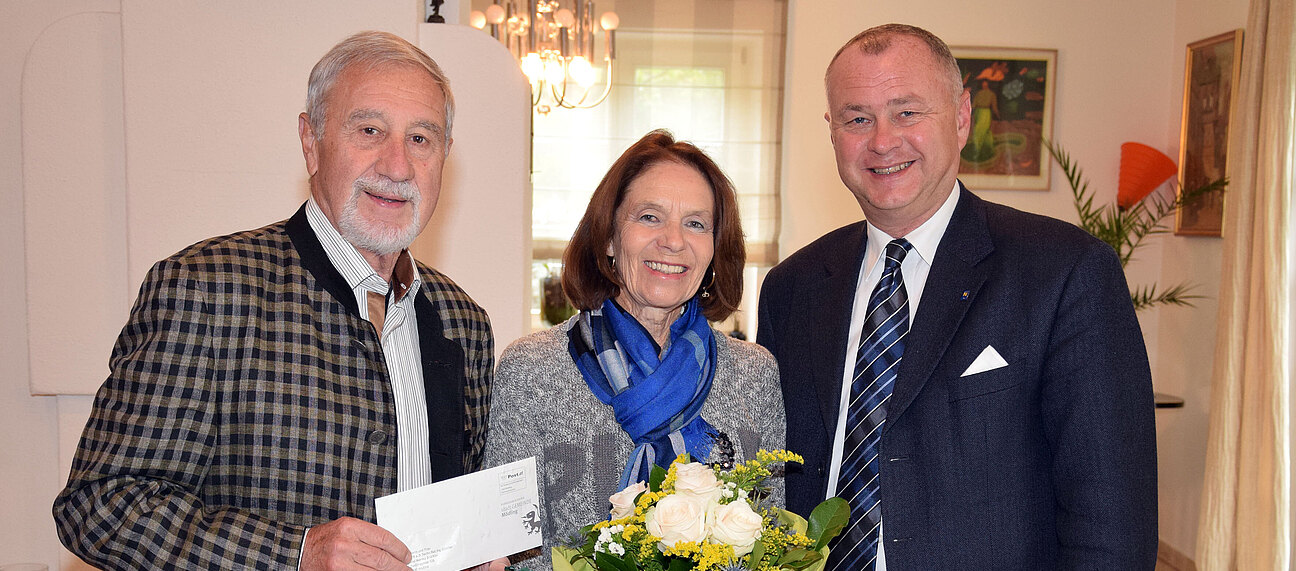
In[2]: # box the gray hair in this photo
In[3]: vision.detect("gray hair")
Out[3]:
[826,23,965,102]
[305,30,455,143]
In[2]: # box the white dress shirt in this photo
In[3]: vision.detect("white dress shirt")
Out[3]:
[826,183,960,569]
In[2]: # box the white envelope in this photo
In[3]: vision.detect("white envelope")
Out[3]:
[376,457,542,570]
[961,345,1008,377]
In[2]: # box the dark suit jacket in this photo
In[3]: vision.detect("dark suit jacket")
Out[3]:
[758,187,1157,569]
[53,204,494,569]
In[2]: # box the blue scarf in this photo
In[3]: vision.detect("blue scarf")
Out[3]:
[569,298,718,490]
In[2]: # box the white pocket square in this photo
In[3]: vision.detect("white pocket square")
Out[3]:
[961,345,1008,377]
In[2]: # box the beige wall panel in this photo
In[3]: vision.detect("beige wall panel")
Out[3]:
[413,24,532,350]
[118,0,419,285]
[22,12,129,396]
[6,3,125,567]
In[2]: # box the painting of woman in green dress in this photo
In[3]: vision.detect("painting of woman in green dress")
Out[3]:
[953,48,1056,189]
[963,80,999,163]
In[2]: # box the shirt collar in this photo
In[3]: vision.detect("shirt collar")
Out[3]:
[305,197,420,301]
[865,180,961,268]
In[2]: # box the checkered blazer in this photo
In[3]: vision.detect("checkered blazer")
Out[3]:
[53,204,494,569]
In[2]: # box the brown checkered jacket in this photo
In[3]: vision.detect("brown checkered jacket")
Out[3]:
[53,204,494,569]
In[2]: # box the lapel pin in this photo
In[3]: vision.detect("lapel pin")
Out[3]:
[961,290,970,300]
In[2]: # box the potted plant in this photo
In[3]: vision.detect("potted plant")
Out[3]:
[1044,140,1227,311]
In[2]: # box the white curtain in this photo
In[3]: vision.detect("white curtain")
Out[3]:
[1195,0,1296,568]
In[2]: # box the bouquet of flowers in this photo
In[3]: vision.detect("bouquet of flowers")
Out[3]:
[552,450,849,571]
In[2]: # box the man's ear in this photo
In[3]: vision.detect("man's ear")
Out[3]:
[299,113,320,177]
[955,91,972,148]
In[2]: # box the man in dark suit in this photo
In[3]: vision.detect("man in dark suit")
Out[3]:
[53,31,494,570]
[757,24,1157,569]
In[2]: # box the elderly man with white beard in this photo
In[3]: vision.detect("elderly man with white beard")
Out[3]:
[54,31,495,570]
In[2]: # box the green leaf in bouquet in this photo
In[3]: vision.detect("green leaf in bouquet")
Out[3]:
[775,548,823,569]
[666,557,694,571]
[806,497,849,550]
[650,464,668,492]
[595,552,639,571]
[749,538,767,564]
[552,546,596,571]
[798,545,831,571]
[774,507,809,535]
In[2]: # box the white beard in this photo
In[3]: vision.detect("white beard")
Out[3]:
[338,176,423,255]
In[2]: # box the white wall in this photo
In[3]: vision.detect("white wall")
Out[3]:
[780,0,1246,559]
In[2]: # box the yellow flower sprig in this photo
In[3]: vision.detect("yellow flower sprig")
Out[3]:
[717,449,803,505]
[756,449,804,465]
[661,541,737,571]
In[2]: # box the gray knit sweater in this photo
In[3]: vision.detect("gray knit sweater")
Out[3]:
[482,319,786,570]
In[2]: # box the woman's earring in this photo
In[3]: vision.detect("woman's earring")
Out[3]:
[700,268,715,299]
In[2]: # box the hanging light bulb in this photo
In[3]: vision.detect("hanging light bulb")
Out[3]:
[554,8,575,29]
[484,4,506,25]
[469,10,487,30]
[544,57,566,86]
[568,56,595,87]
[520,52,544,83]
[600,12,619,31]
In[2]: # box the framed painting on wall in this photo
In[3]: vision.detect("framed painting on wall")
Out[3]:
[1175,29,1242,237]
[952,46,1057,190]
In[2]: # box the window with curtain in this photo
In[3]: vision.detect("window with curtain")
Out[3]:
[498,0,788,333]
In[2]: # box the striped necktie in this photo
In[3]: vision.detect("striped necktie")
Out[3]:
[829,238,912,571]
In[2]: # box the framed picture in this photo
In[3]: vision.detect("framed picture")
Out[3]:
[1175,29,1242,236]
[952,46,1057,190]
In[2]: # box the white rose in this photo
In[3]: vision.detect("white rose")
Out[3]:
[707,500,764,556]
[672,462,724,502]
[608,481,648,520]
[645,493,710,547]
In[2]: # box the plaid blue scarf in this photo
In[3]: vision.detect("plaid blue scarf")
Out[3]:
[569,298,718,490]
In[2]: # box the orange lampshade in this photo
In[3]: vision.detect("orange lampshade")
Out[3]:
[1117,142,1177,209]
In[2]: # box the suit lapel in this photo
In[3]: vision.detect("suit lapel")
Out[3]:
[286,204,363,318]
[887,186,993,425]
[414,291,468,481]
[803,223,869,434]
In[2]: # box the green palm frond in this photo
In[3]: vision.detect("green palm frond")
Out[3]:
[1130,283,1205,312]
[1043,140,1227,311]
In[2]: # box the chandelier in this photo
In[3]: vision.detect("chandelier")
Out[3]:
[470,0,619,114]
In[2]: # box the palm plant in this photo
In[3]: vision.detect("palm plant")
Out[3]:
[1044,140,1228,311]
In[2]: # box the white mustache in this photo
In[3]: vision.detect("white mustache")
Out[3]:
[353,177,419,203]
